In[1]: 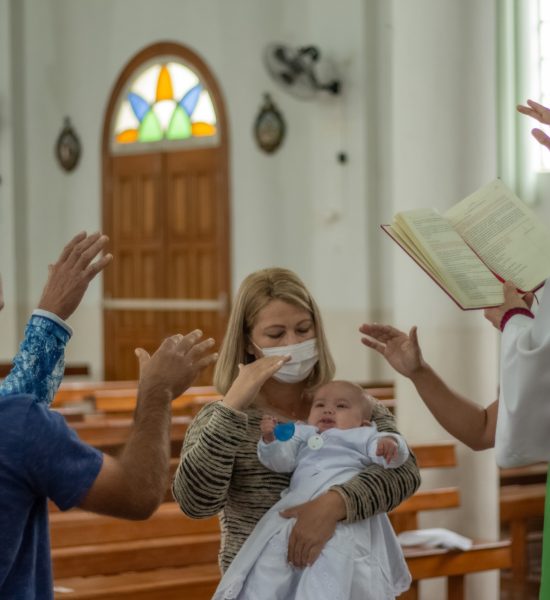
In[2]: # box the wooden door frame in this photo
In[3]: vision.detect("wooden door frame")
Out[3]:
[101,41,231,378]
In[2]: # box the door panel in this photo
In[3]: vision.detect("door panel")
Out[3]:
[104,149,229,383]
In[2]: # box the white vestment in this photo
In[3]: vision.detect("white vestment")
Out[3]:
[212,424,412,600]
[496,281,550,467]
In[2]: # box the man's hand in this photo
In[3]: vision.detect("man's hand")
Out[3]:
[135,330,218,403]
[280,490,346,568]
[376,436,399,464]
[37,232,112,321]
[517,99,550,152]
[484,281,534,329]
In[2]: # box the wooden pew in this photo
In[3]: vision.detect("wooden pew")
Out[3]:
[54,380,388,419]
[52,440,508,599]
[499,462,546,589]
[68,417,191,459]
[52,381,138,406]
[0,362,90,378]
[390,443,512,600]
[53,383,222,421]
[500,463,547,487]
[61,417,544,589]
[54,565,220,599]
[500,483,546,586]
[92,387,221,417]
[51,505,221,597]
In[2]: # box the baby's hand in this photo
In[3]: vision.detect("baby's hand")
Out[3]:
[260,414,278,443]
[376,436,398,464]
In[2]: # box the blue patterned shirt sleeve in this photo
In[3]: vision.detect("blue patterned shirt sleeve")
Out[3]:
[0,312,72,405]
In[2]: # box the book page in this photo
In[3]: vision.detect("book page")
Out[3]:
[444,179,550,291]
[394,209,504,308]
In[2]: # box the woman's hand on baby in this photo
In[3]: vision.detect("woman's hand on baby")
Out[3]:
[280,491,346,568]
[260,414,277,443]
[359,323,425,378]
[376,437,398,464]
[223,355,291,410]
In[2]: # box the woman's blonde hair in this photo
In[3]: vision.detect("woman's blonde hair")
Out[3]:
[214,268,335,395]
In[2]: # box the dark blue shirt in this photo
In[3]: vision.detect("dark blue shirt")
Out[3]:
[0,395,103,599]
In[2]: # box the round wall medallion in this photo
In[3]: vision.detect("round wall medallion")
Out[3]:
[254,94,285,153]
[56,117,82,172]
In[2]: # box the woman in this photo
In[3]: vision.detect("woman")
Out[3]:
[172,268,421,573]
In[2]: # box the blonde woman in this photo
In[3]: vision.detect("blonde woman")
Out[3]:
[172,268,420,574]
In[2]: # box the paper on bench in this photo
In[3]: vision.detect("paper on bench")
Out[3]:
[397,528,473,551]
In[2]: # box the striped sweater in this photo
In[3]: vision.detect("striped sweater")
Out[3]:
[172,400,421,573]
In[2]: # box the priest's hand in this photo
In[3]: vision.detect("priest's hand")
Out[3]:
[484,281,534,330]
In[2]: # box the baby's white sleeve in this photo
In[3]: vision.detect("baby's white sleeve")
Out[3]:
[257,437,302,473]
[366,432,410,469]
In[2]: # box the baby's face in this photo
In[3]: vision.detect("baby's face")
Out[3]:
[308,382,369,432]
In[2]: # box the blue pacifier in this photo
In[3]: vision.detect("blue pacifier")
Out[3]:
[273,422,296,441]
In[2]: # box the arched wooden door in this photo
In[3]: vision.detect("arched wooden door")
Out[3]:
[102,42,230,383]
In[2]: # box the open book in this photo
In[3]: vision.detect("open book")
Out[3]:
[382,179,550,310]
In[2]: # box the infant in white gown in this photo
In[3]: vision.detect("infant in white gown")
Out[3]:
[212,380,412,600]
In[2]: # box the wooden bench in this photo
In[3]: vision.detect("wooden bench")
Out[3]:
[54,380,390,421]
[53,384,222,421]
[63,415,544,590]
[499,461,546,589]
[500,462,547,487]
[0,362,90,378]
[52,381,138,406]
[68,417,191,458]
[500,482,546,586]
[51,502,220,598]
[51,440,508,599]
[390,442,512,600]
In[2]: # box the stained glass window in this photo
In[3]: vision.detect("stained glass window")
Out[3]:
[112,60,218,150]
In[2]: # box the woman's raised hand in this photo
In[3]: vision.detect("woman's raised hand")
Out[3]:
[359,323,424,378]
[223,355,290,411]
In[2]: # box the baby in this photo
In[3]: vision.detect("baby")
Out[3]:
[213,380,412,600]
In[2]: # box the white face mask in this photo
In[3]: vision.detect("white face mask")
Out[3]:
[254,338,319,384]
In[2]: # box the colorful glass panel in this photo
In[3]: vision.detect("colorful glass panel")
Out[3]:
[116,129,139,143]
[167,106,192,139]
[192,122,216,137]
[113,59,218,147]
[180,84,202,115]
[156,65,173,101]
[139,110,163,142]
[128,92,149,121]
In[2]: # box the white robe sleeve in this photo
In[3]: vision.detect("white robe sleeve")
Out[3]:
[257,424,317,472]
[496,280,550,466]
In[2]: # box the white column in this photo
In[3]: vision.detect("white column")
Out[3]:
[0,0,23,357]
[389,1,500,598]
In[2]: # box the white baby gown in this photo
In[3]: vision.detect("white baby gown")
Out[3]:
[212,423,412,600]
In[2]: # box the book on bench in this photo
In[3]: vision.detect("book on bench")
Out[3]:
[382,179,550,310]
